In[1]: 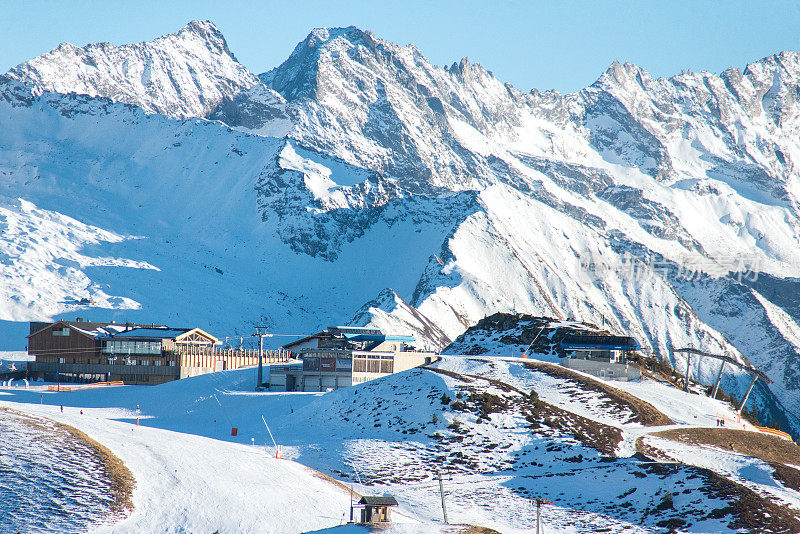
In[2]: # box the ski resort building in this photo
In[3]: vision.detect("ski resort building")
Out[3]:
[558,334,641,381]
[270,326,437,392]
[27,319,287,385]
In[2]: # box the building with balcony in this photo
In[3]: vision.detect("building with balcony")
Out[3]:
[27,319,286,385]
[270,326,437,392]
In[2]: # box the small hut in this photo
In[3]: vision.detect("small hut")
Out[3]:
[358,495,398,523]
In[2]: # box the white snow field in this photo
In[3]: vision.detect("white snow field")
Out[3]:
[1,400,356,532]
[3,356,799,533]
[0,368,431,534]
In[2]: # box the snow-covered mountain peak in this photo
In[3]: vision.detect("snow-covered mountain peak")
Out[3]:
[265,25,406,101]
[593,59,655,92]
[6,20,258,118]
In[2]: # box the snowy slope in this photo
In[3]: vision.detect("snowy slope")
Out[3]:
[0,402,356,533]
[0,78,455,344]
[2,22,800,438]
[0,197,155,321]
[3,359,800,533]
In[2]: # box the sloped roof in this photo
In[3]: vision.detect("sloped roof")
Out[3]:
[27,320,127,339]
[110,328,191,339]
[283,328,414,348]
[559,335,639,350]
[358,495,398,506]
[283,331,330,349]
[107,327,219,344]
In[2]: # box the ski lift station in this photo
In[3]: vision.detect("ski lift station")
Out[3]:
[270,326,438,392]
[558,334,642,381]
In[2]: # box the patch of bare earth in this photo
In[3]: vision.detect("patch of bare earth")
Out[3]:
[771,463,800,492]
[652,427,800,466]
[701,471,800,533]
[456,526,502,534]
[522,360,673,426]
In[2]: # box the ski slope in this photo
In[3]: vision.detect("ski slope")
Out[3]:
[2,356,799,533]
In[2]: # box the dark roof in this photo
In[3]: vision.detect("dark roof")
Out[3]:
[108,327,191,340]
[283,327,414,349]
[560,335,639,350]
[27,320,127,339]
[283,331,330,349]
[29,321,53,336]
[358,495,398,506]
[329,326,383,336]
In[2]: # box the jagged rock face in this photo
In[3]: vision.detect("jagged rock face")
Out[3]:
[256,27,529,190]
[6,20,258,118]
[3,22,800,438]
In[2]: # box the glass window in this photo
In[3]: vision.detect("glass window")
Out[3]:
[58,357,65,364]
[367,358,380,373]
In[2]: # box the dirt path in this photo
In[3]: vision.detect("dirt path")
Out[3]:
[651,427,800,464]
[521,360,673,426]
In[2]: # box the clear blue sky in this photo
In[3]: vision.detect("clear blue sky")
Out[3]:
[1,0,798,93]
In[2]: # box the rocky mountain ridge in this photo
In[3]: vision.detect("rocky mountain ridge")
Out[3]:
[7,20,258,118]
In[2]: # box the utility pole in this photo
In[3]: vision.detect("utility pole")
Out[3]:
[683,352,692,392]
[436,469,448,524]
[738,372,760,414]
[252,327,272,390]
[712,360,726,399]
[532,497,551,534]
[349,485,354,523]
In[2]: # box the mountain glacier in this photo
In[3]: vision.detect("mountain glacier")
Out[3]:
[2,21,800,437]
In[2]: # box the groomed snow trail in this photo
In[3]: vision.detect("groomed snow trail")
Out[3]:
[0,400,355,533]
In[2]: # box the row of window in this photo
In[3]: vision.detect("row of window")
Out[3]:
[103,340,163,355]
[57,357,176,367]
[353,356,393,374]
[120,374,152,383]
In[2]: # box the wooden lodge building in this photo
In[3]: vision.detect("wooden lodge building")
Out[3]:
[27,319,288,385]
